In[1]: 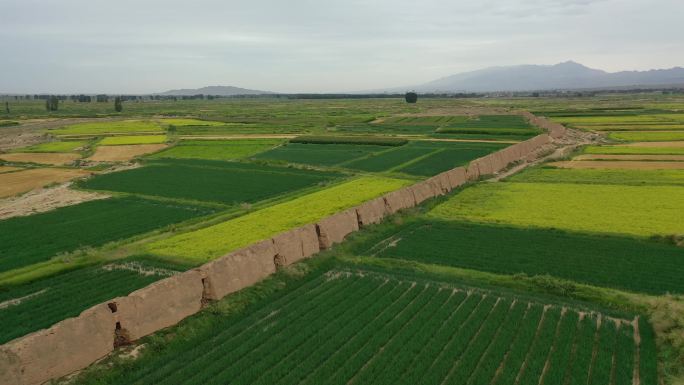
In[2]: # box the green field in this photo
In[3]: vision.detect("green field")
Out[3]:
[0,197,212,273]
[354,219,684,294]
[436,115,540,136]
[343,141,507,176]
[146,176,409,262]
[608,131,684,142]
[98,135,167,145]
[69,270,652,385]
[161,118,227,127]
[147,139,283,161]
[584,145,684,155]
[0,259,178,344]
[254,143,390,167]
[429,181,684,238]
[50,120,164,135]
[507,167,684,186]
[78,160,339,205]
[15,141,87,153]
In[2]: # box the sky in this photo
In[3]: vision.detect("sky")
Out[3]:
[1,0,683,94]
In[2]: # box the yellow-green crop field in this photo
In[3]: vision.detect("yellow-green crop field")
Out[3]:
[98,135,167,145]
[428,182,684,238]
[146,176,410,262]
[50,120,164,135]
[608,131,684,142]
[161,118,227,126]
[147,139,283,161]
[15,141,87,153]
[584,145,684,155]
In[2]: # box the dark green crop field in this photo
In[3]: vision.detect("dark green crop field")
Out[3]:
[436,115,540,137]
[69,270,652,385]
[79,160,341,204]
[396,142,508,176]
[0,198,212,273]
[0,259,179,344]
[352,219,684,294]
[253,143,390,167]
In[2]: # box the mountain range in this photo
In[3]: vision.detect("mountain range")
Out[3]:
[156,85,271,96]
[157,62,684,96]
[411,61,684,93]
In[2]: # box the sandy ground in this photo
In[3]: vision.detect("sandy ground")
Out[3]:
[0,166,23,173]
[88,144,168,162]
[621,141,684,148]
[0,182,109,220]
[0,168,92,198]
[550,160,684,170]
[0,152,82,166]
[575,154,684,161]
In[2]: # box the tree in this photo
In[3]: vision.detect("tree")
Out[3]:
[405,91,418,103]
[114,96,123,112]
[46,95,59,111]
[5,101,9,114]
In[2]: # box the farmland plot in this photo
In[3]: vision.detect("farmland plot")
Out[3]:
[429,181,684,237]
[78,160,340,205]
[0,259,178,344]
[50,120,164,135]
[0,197,213,273]
[69,271,652,385]
[354,219,684,294]
[147,139,283,161]
[146,176,409,262]
[436,115,540,137]
[506,167,684,186]
[253,143,389,166]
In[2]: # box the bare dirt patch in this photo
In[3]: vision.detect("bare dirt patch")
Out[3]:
[550,160,684,170]
[88,144,168,162]
[0,182,108,219]
[0,166,23,173]
[622,142,684,148]
[575,154,684,161]
[0,168,92,199]
[0,152,81,166]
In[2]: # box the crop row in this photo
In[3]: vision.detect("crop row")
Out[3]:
[0,259,178,344]
[79,159,340,205]
[353,219,684,294]
[70,272,646,385]
[0,197,212,273]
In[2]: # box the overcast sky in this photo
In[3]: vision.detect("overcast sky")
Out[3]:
[1,0,682,93]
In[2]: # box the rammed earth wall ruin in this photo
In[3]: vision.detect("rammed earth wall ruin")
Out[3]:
[0,113,562,385]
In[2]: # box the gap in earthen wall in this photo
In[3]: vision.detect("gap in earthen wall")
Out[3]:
[113,321,131,348]
[274,254,286,270]
[200,278,213,307]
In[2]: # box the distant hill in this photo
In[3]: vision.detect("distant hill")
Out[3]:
[156,85,273,96]
[411,61,684,93]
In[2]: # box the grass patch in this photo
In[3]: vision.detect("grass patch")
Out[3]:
[79,160,340,205]
[147,139,283,161]
[99,135,167,145]
[429,182,684,238]
[50,120,164,135]
[0,197,213,273]
[146,176,410,263]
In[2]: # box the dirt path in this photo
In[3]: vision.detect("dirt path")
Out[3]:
[0,182,109,219]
